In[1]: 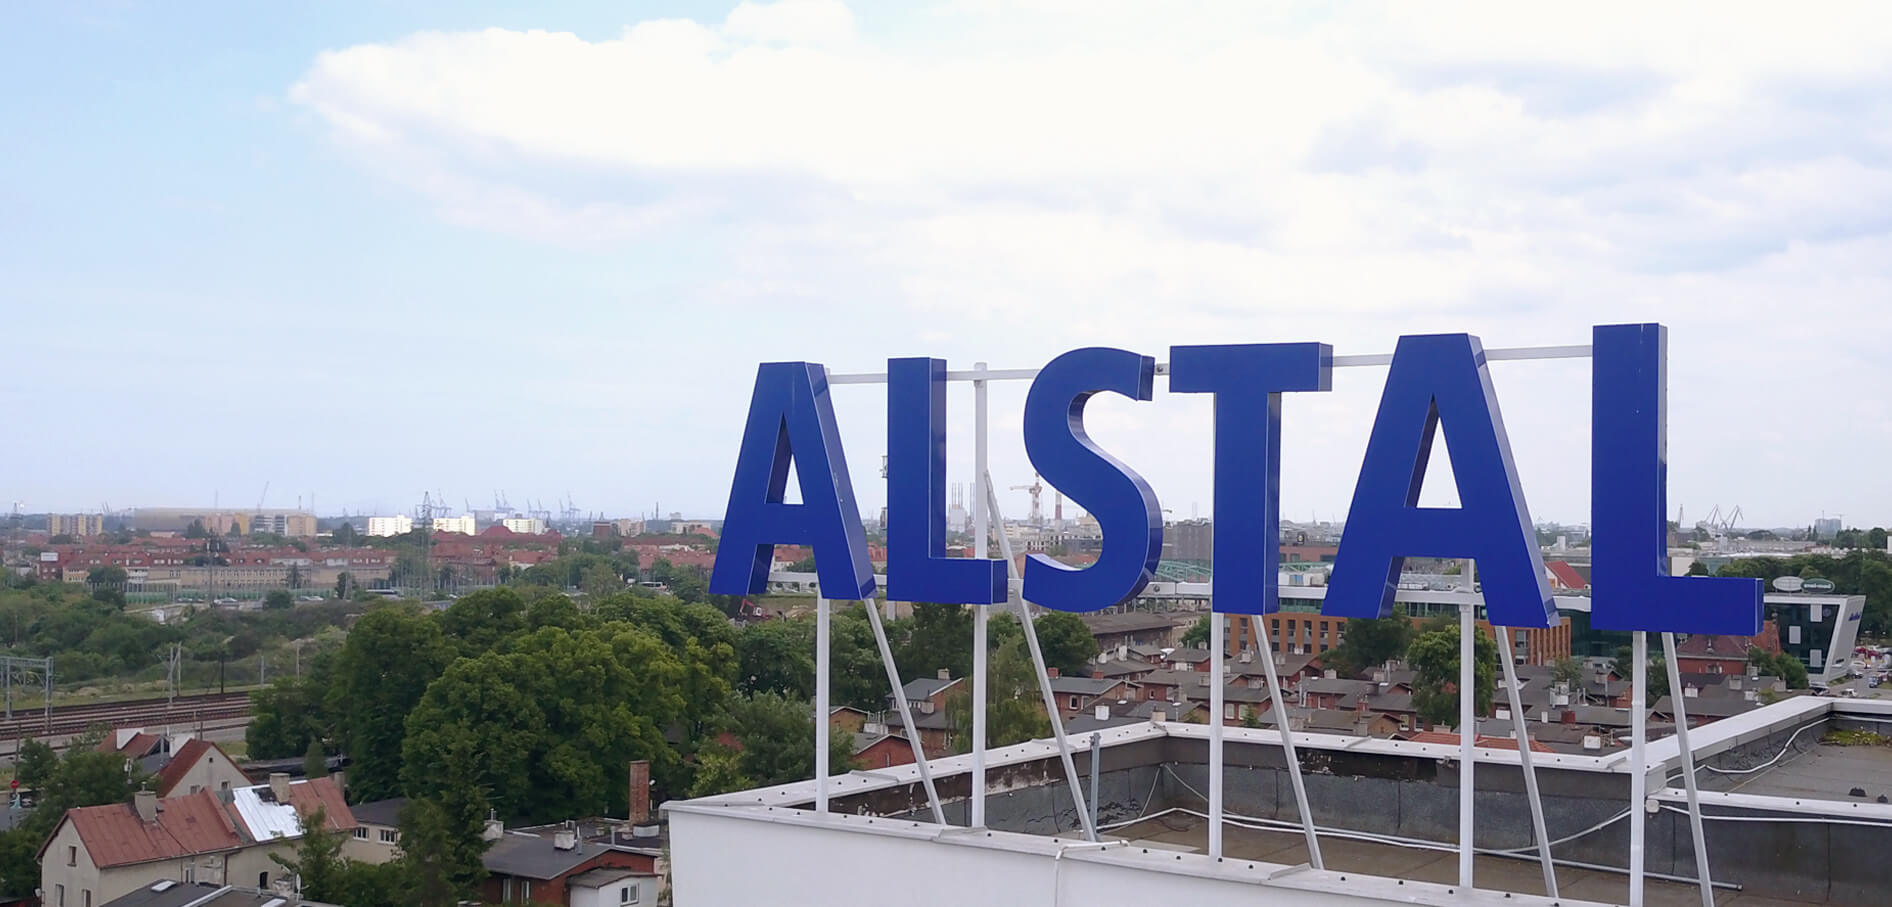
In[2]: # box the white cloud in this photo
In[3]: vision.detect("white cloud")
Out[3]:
[287,1,1892,525]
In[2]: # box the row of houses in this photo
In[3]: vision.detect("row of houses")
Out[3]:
[835,622,1797,765]
[36,733,667,907]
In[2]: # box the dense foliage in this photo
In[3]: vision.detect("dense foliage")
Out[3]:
[1717,549,1892,636]
[1409,622,1498,727]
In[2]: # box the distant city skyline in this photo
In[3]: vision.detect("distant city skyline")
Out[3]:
[8,2,1892,533]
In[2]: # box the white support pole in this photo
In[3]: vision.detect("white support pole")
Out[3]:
[1209,614,1225,859]
[1663,632,1714,907]
[865,598,947,825]
[1630,631,1648,907]
[972,362,990,829]
[1499,628,1559,899]
[1458,599,1476,890]
[984,474,1098,841]
[1255,622,1323,868]
[816,595,830,816]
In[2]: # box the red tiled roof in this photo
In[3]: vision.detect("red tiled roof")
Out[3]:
[42,790,243,869]
[97,732,162,758]
[1405,731,1555,753]
[1546,561,1587,591]
[152,739,247,798]
[286,777,357,831]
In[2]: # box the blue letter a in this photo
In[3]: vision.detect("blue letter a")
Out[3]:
[1324,334,1553,628]
[709,362,875,599]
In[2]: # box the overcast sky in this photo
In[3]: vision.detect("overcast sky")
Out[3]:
[7,1,1892,530]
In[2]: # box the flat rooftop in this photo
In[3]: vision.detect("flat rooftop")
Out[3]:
[1716,736,1892,802]
[1112,813,1812,906]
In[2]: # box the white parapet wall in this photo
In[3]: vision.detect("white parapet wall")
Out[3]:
[667,802,1613,907]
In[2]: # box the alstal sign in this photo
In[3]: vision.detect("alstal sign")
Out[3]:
[708,323,1760,637]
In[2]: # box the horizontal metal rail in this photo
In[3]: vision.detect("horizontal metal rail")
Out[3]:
[825,344,1593,384]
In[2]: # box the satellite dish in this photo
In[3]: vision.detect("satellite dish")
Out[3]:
[1773,576,1804,592]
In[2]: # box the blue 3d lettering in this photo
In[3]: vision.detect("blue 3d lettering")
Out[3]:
[885,358,1008,604]
[1021,348,1164,613]
[1323,334,1555,628]
[1590,323,1761,634]
[708,362,875,599]
[1170,343,1332,616]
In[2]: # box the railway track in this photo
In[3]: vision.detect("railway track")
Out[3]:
[0,691,253,743]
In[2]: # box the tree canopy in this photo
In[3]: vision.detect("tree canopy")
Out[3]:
[1409,624,1497,727]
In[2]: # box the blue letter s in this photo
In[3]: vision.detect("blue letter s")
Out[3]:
[1021,348,1163,612]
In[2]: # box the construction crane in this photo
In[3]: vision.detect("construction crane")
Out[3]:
[1010,475,1044,526]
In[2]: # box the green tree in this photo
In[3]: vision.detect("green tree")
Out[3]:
[687,744,750,797]
[265,589,295,610]
[329,607,454,802]
[1686,560,1710,576]
[944,637,1051,752]
[1409,624,1497,728]
[14,739,57,790]
[247,654,337,759]
[1550,655,1585,689]
[1610,644,1670,700]
[286,565,303,589]
[896,602,973,682]
[86,565,128,587]
[1749,647,1810,689]
[725,692,855,786]
[525,593,584,631]
[1034,611,1099,677]
[1870,528,1889,551]
[185,519,210,539]
[1181,615,1210,648]
[403,624,688,822]
[331,522,361,546]
[303,737,329,779]
[331,861,418,907]
[399,796,489,907]
[737,616,816,699]
[438,587,528,656]
[270,805,348,899]
[1241,706,1264,729]
[335,572,354,599]
[1324,606,1416,677]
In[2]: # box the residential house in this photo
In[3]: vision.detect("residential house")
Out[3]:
[38,775,354,907]
[1674,627,1782,676]
[1079,613,1184,654]
[1299,678,1378,710]
[568,867,662,907]
[1303,709,1403,737]
[346,798,407,864]
[883,674,961,757]
[1163,647,1215,672]
[151,741,250,799]
[850,729,918,769]
[479,821,663,906]
[1190,683,1277,726]
[1046,676,1128,719]
[1545,560,1588,592]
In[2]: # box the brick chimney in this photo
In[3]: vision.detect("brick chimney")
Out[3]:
[627,760,651,826]
[268,772,292,803]
[1047,667,1060,678]
[936,669,950,681]
[134,790,159,822]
